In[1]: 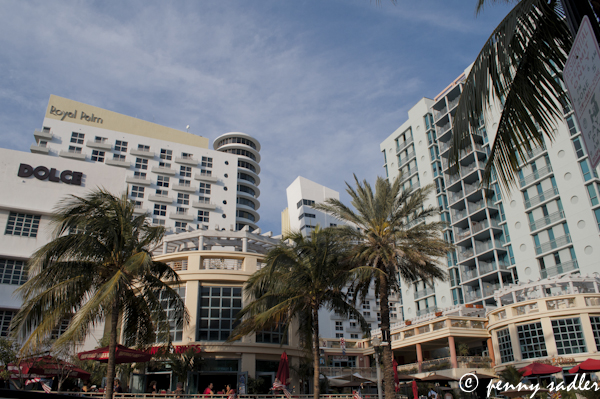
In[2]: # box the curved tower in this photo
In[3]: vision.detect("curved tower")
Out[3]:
[213,132,261,231]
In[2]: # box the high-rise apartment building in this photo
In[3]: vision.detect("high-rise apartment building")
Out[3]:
[380,65,600,312]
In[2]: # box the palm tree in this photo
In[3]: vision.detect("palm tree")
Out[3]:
[499,365,523,386]
[450,0,576,192]
[229,227,368,399]
[314,175,453,399]
[11,189,188,399]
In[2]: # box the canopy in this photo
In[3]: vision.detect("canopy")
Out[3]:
[419,373,458,382]
[276,352,289,385]
[9,356,91,380]
[568,358,600,373]
[519,362,562,377]
[411,380,418,399]
[393,359,399,392]
[78,344,151,364]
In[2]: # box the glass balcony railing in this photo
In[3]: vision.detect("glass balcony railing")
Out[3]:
[461,268,478,281]
[535,234,572,255]
[524,186,559,209]
[529,210,565,231]
[397,137,414,153]
[520,165,553,187]
[540,260,579,278]
[414,286,436,299]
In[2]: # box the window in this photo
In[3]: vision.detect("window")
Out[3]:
[350,334,359,339]
[154,204,167,216]
[177,193,190,205]
[113,154,126,161]
[160,149,172,160]
[237,197,256,209]
[363,311,370,317]
[115,140,128,152]
[199,183,211,195]
[180,166,192,178]
[573,137,586,158]
[175,221,187,232]
[134,171,146,179]
[156,189,168,196]
[176,207,187,214]
[197,286,242,341]
[0,310,15,337]
[335,333,344,338]
[178,179,191,187]
[552,318,587,355]
[68,145,82,153]
[591,316,600,350]
[70,132,84,144]
[296,199,315,208]
[180,152,193,160]
[152,218,165,226]
[156,287,186,342]
[330,223,337,227]
[200,169,212,177]
[566,115,579,136]
[201,157,213,168]
[91,150,105,162]
[236,210,255,222]
[51,318,71,339]
[0,258,27,285]
[298,213,316,220]
[135,158,148,170]
[362,301,370,310]
[157,176,170,187]
[5,212,41,237]
[131,186,144,198]
[137,144,150,152]
[256,323,288,344]
[159,161,171,168]
[517,322,548,359]
[497,328,514,363]
[587,184,599,206]
[198,210,210,222]
[335,321,343,331]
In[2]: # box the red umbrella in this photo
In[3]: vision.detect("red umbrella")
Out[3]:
[9,356,91,380]
[568,358,600,373]
[78,344,152,364]
[276,352,289,385]
[411,380,418,399]
[519,362,562,377]
[392,359,399,392]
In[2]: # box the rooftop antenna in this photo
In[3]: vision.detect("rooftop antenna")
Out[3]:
[186,125,190,133]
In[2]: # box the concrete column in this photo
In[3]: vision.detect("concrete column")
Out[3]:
[540,317,558,357]
[163,241,168,254]
[184,281,199,343]
[242,237,248,252]
[242,353,256,379]
[416,343,423,373]
[487,338,496,367]
[448,336,458,369]
[508,324,523,361]
[579,313,598,354]
[199,235,204,250]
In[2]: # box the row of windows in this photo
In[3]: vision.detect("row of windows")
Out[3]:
[0,259,27,285]
[216,137,258,150]
[298,213,316,220]
[296,199,315,209]
[131,182,212,198]
[497,316,599,363]
[5,212,41,238]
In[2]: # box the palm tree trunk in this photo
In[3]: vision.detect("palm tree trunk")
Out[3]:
[105,298,119,399]
[312,306,320,399]
[378,275,395,399]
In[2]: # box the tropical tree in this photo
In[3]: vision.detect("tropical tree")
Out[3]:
[314,176,453,399]
[228,227,368,399]
[11,189,188,399]
[498,365,523,386]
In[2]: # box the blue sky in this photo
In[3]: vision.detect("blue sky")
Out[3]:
[0,0,513,234]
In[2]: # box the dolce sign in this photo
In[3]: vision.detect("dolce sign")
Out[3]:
[49,105,103,124]
[18,163,83,186]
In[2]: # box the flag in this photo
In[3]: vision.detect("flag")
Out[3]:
[353,390,362,399]
[272,380,292,399]
[25,377,52,393]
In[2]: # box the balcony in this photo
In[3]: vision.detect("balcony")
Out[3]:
[461,162,479,178]
[465,290,482,302]
[524,186,559,209]
[535,234,572,255]
[175,155,198,166]
[192,199,217,210]
[474,239,503,255]
[439,140,451,153]
[416,306,438,317]
[34,129,53,140]
[59,149,85,161]
[467,199,486,214]
[126,176,151,186]
[148,194,173,204]
[433,106,448,121]
[454,226,471,241]
[396,137,414,153]
[451,209,467,221]
[194,172,218,183]
[446,172,461,186]
[458,248,474,262]
[529,210,565,231]
[173,184,196,193]
[524,145,547,161]
[414,286,436,300]
[448,190,464,203]
[105,159,131,168]
[461,268,478,281]
[130,148,155,158]
[482,284,501,297]
[86,139,112,150]
[448,96,460,111]
[471,218,500,234]
[540,260,579,278]
[399,150,416,167]
[464,182,480,196]
[30,143,50,154]
[151,166,176,175]
[169,211,194,221]
[479,259,508,275]
[519,165,553,187]
[436,121,451,137]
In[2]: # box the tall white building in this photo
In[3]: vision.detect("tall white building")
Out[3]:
[380,65,600,313]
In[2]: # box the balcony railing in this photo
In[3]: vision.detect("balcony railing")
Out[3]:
[464,182,479,196]
[483,284,501,297]
[397,137,414,153]
[446,172,461,185]
[465,290,482,302]
[529,210,565,231]
[525,186,559,209]
[535,234,572,255]
[201,258,243,270]
[454,226,471,241]
[434,106,448,121]
[399,150,416,167]
[448,190,464,203]
[461,268,478,281]
[452,209,467,221]
[468,199,486,214]
[414,286,436,299]
[458,248,474,262]
[540,260,579,278]
[439,140,451,153]
[461,162,479,177]
[520,165,553,187]
[436,121,451,136]
[416,306,438,317]
[479,260,508,275]
[474,239,504,254]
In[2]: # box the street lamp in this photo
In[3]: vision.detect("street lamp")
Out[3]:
[372,337,383,399]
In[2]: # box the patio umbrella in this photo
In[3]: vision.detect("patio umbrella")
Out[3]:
[327,378,351,387]
[77,344,152,364]
[519,362,562,377]
[9,356,91,380]
[392,359,399,392]
[568,358,600,373]
[419,373,458,382]
[397,374,420,381]
[276,351,289,385]
[411,380,418,399]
